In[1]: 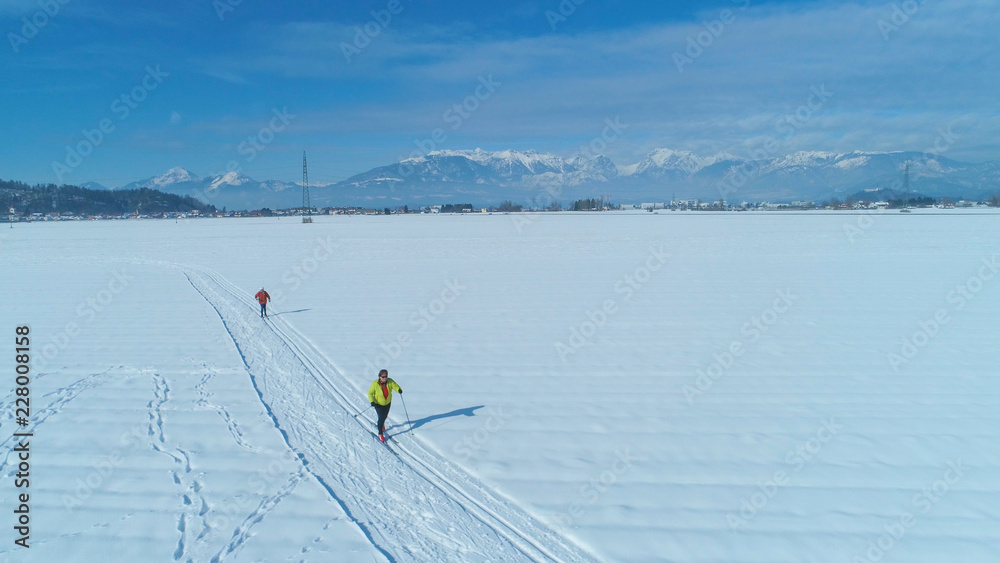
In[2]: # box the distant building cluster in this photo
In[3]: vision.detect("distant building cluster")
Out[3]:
[5,205,478,222]
[7,197,998,224]
[7,210,203,222]
[624,198,995,212]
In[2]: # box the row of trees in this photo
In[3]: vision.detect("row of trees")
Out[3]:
[570,198,602,211]
[434,200,609,212]
[440,203,474,213]
[885,197,936,208]
[438,200,605,212]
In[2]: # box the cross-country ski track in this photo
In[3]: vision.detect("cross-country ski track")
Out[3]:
[181,265,598,563]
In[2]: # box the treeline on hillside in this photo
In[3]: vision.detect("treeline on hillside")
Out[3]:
[570,198,603,211]
[440,203,474,213]
[0,179,216,215]
[886,196,936,208]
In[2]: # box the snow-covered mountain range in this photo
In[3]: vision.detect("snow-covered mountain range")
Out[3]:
[114,167,300,210]
[98,149,1000,209]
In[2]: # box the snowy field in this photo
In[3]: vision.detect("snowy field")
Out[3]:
[2,210,1000,562]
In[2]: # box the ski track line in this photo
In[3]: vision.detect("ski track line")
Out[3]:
[183,270,405,563]
[269,314,584,562]
[1,366,123,476]
[187,267,502,562]
[194,367,279,457]
[142,368,213,563]
[211,265,601,562]
[182,264,599,563]
[229,271,597,562]
[208,468,308,563]
[280,325,602,563]
[172,362,305,563]
[195,266,562,559]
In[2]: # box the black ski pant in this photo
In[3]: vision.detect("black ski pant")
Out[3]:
[374,403,391,435]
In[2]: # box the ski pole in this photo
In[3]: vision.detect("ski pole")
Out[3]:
[400,393,412,432]
[353,405,373,419]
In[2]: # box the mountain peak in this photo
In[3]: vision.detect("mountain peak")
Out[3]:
[157,167,199,183]
[635,148,711,176]
[119,167,201,191]
[775,151,840,166]
[209,170,255,191]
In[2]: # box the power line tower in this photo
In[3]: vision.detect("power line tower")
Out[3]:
[302,151,312,223]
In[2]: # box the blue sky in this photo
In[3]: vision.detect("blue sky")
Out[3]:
[1,0,997,187]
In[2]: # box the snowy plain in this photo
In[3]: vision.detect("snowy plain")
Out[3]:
[2,210,1000,562]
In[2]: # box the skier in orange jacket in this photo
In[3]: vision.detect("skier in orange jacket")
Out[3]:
[255,288,271,318]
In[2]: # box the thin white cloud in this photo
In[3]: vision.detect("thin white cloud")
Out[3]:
[19,0,994,177]
[198,68,251,85]
[215,0,997,163]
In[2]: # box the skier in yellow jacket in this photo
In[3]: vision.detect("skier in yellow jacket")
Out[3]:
[368,369,402,442]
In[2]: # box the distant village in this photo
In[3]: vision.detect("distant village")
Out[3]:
[6,197,998,222]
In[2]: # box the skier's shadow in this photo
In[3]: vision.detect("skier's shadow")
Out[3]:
[270,309,310,316]
[392,405,484,434]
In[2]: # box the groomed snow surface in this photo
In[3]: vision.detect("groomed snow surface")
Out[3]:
[2,211,1000,562]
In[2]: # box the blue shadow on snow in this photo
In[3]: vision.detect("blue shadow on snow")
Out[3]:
[390,405,484,434]
[269,309,310,316]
